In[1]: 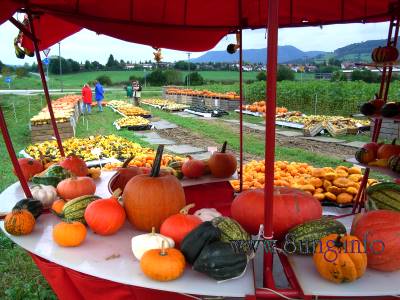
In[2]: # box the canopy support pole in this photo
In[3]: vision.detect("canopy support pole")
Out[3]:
[239,29,243,192]
[0,108,32,198]
[264,0,279,289]
[27,12,66,157]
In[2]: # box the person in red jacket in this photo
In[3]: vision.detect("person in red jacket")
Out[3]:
[81,83,92,114]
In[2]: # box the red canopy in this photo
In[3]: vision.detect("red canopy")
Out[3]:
[1,0,396,52]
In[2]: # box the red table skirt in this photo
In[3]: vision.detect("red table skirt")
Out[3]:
[30,182,235,300]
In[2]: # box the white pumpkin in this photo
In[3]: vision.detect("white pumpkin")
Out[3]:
[194,208,222,222]
[131,227,175,260]
[31,184,57,208]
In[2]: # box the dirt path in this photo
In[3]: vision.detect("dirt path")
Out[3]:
[157,118,356,161]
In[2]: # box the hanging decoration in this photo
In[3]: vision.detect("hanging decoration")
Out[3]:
[13,15,34,59]
[153,47,163,63]
[226,31,241,54]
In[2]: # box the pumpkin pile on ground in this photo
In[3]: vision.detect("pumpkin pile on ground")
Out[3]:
[230,160,376,204]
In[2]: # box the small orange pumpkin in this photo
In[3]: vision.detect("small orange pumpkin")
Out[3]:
[208,141,237,178]
[51,199,66,216]
[4,209,35,236]
[313,234,367,283]
[140,241,185,281]
[53,221,87,247]
[57,176,96,201]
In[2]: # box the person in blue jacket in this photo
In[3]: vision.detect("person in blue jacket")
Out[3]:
[94,80,105,112]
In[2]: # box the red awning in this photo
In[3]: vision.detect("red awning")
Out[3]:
[1,0,397,52]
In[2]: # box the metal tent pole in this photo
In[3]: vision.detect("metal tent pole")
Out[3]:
[0,108,32,198]
[27,12,65,157]
[239,29,244,192]
[264,0,279,289]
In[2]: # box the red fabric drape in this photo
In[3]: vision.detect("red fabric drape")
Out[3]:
[1,0,395,52]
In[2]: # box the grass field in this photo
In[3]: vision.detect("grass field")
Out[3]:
[0,70,260,90]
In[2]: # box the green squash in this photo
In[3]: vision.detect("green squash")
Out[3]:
[212,216,250,254]
[388,155,400,173]
[285,217,347,255]
[180,221,221,265]
[32,165,71,187]
[193,241,248,280]
[13,198,43,219]
[61,195,100,224]
[366,182,400,212]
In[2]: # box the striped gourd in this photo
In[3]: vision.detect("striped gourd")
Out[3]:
[61,195,100,223]
[366,182,400,212]
[286,217,346,255]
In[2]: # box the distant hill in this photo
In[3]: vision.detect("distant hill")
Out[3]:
[192,37,398,64]
[192,46,326,64]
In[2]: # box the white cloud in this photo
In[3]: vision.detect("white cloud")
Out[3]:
[0,18,390,65]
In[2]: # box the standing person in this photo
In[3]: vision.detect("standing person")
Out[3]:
[94,80,104,112]
[133,80,142,106]
[126,83,133,104]
[81,83,92,114]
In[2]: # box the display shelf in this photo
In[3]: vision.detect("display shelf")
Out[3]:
[183,109,212,118]
[287,214,400,297]
[275,120,304,129]
[234,109,263,117]
[0,178,254,298]
[345,157,399,178]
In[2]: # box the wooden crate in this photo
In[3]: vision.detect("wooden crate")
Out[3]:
[326,122,347,137]
[303,122,324,137]
[31,121,75,143]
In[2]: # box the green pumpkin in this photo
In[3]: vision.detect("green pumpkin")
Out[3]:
[13,198,43,219]
[193,241,248,280]
[366,182,400,212]
[388,155,400,173]
[285,217,347,255]
[180,221,221,265]
[32,165,71,187]
[61,195,100,224]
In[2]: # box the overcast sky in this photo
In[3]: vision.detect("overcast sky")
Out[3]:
[0,19,390,65]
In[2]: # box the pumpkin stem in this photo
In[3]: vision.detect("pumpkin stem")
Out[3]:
[122,156,134,168]
[221,141,227,153]
[179,203,195,215]
[333,234,343,248]
[151,226,156,235]
[150,145,164,177]
[186,155,193,160]
[160,240,167,256]
[112,188,122,198]
[392,138,397,145]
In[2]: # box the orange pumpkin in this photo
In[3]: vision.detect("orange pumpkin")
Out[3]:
[377,139,400,159]
[84,190,126,235]
[53,221,87,247]
[57,177,96,201]
[123,145,186,231]
[160,204,202,247]
[140,241,185,281]
[208,141,237,178]
[51,199,66,216]
[13,158,44,181]
[108,157,146,193]
[313,234,367,283]
[59,155,88,177]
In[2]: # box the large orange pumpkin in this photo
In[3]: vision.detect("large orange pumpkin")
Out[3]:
[377,139,400,159]
[208,141,237,178]
[57,177,96,201]
[231,187,322,238]
[123,145,186,231]
[351,210,400,272]
[84,190,126,235]
[160,204,202,247]
[14,158,44,181]
[59,155,88,177]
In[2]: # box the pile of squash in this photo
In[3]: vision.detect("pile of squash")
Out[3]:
[230,160,377,204]
[166,88,239,100]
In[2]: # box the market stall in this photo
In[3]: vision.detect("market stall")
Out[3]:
[1,1,400,300]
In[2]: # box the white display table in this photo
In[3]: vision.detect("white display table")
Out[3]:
[0,173,255,298]
[287,214,400,297]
